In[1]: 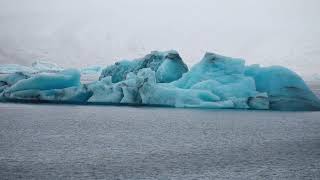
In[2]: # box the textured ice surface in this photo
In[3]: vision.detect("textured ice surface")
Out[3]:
[170,53,266,109]
[1,69,81,101]
[1,51,319,111]
[99,50,188,83]
[245,65,320,110]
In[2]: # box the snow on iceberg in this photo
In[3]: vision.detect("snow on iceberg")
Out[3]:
[1,51,319,111]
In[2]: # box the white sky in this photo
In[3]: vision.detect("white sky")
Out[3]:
[0,0,319,77]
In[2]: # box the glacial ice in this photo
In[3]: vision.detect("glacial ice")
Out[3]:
[7,69,80,92]
[0,51,319,111]
[99,50,188,83]
[245,65,320,110]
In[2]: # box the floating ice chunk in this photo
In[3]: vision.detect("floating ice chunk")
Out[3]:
[6,69,80,93]
[99,50,188,83]
[0,51,319,111]
[245,65,320,110]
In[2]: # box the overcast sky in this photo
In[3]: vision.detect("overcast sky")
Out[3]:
[0,0,319,77]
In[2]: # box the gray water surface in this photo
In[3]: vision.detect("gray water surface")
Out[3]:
[0,103,320,179]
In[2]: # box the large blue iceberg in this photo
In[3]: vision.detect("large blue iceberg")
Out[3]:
[1,51,319,111]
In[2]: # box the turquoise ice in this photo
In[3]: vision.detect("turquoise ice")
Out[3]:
[99,50,188,83]
[245,65,320,110]
[0,51,319,111]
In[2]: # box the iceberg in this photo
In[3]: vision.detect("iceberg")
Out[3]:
[0,51,319,111]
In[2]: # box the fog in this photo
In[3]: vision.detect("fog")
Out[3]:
[0,0,319,77]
